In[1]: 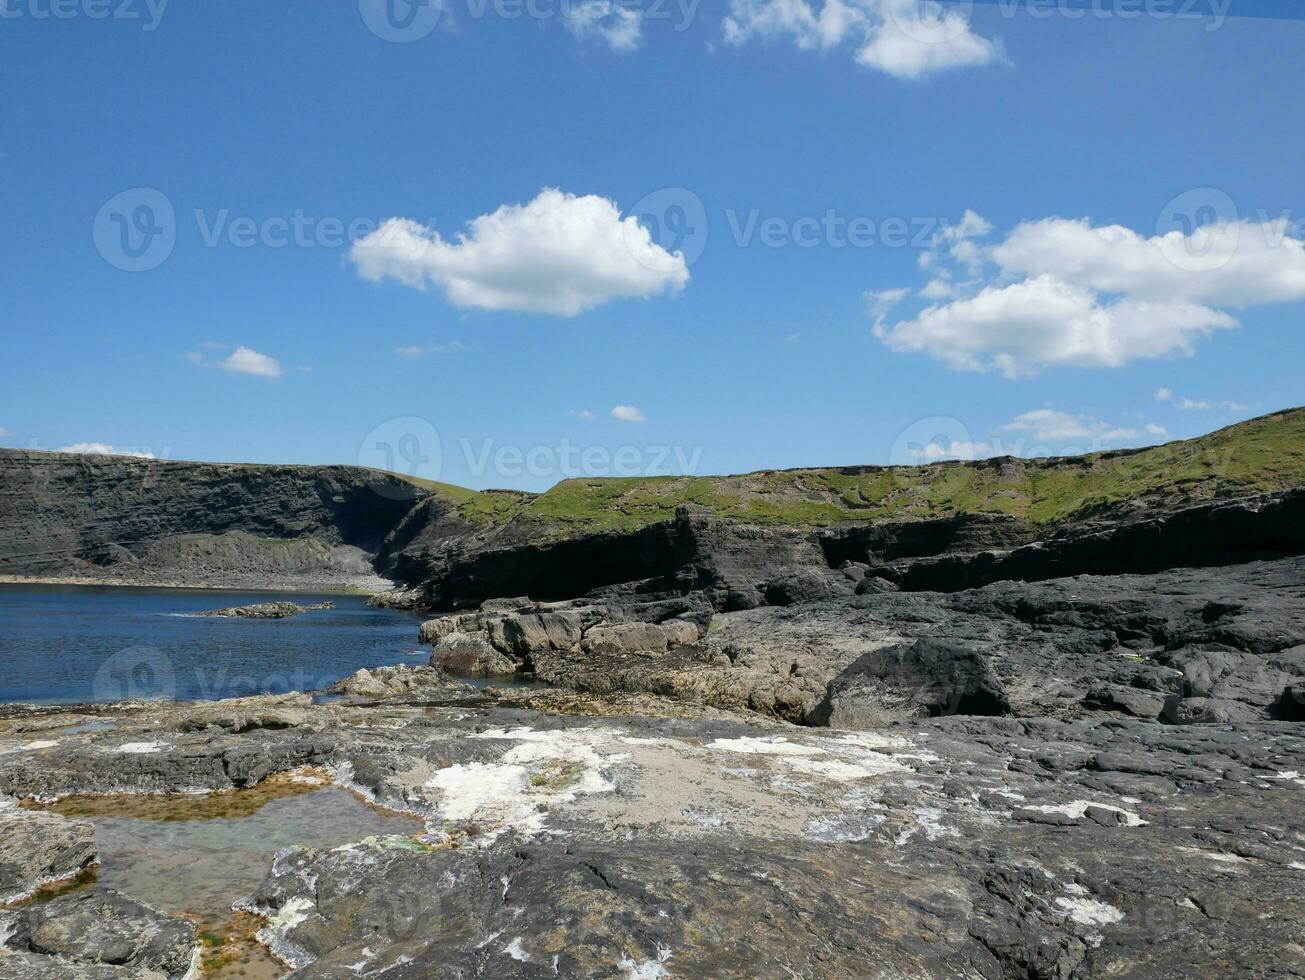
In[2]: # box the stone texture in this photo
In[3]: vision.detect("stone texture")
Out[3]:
[1,888,196,980]
[0,802,96,903]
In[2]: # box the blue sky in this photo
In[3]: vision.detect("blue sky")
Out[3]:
[2,0,1303,490]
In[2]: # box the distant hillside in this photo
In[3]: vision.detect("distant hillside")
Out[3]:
[4,408,1303,596]
[436,407,1305,537]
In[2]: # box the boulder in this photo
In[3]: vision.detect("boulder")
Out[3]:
[1162,696,1260,725]
[1277,682,1305,721]
[418,616,460,645]
[763,568,834,606]
[431,633,517,677]
[810,638,1010,729]
[582,620,700,657]
[493,612,583,658]
[2,887,196,979]
[0,803,97,904]
[329,665,462,700]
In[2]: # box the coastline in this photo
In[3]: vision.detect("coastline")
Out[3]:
[0,573,393,596]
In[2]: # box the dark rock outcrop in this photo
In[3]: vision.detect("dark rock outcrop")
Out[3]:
[193,600,334,619]
[0,449,426,590]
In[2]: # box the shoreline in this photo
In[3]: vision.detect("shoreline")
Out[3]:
[0,574,392,596]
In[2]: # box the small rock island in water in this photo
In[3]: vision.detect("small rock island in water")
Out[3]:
[193,601,336,620]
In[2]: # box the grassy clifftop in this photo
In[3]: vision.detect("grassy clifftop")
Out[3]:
[413,407,1305,536]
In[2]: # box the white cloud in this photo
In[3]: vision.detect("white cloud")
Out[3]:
[0,426,9,437]
[1177,397,1249,412]
[220,346,282,378]
[919,277,953,300]
[722,0,1003,79]
[854,2,1003,79]
[58,442,156,459]
[350,189,690,316]
[865,286,909,328]
[907,439,995,461]
[875,210,1305,377]
[1154,387,1172,401]
[611,405,647,422]
[395,340,469,358]
[878,274,1234,379]
[999,409,1154,444]
[564,0,643,50]
[570,409,596,420]
[992,216,1305,307]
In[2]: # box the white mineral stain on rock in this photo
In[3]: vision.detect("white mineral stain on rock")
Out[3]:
[114,740,169,754]
[1055,894,1124,928]
[425,727,622,841]
[1020,800,1146,826]
[505,937,531,961]
[254,896,318,971]
[708,736,824,757]
[620,945,673,979]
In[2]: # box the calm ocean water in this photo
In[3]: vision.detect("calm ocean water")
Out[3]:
[0,584,429,704]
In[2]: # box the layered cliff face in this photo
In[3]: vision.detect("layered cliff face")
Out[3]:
[4,407,1305,598]
[0,450,431,590]
[375,408,1305,609]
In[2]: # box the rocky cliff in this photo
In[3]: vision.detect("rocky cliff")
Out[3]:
[4,407,1305,597]
[0,450,430,590]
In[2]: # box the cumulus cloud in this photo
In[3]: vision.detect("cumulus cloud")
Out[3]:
[350,189,690,316]
[220,346,283,378]
[611,405,647,422]
[570,409,596,420]
[722,0,1003,79]
[874,211,1305,377]
[186,345,285,378]
[992,216,1305,307]
[58,443,156,459]
[564,0,643,50]
[1154,387,1172,401]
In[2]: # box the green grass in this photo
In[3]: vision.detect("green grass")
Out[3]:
[396,407,1305,536]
